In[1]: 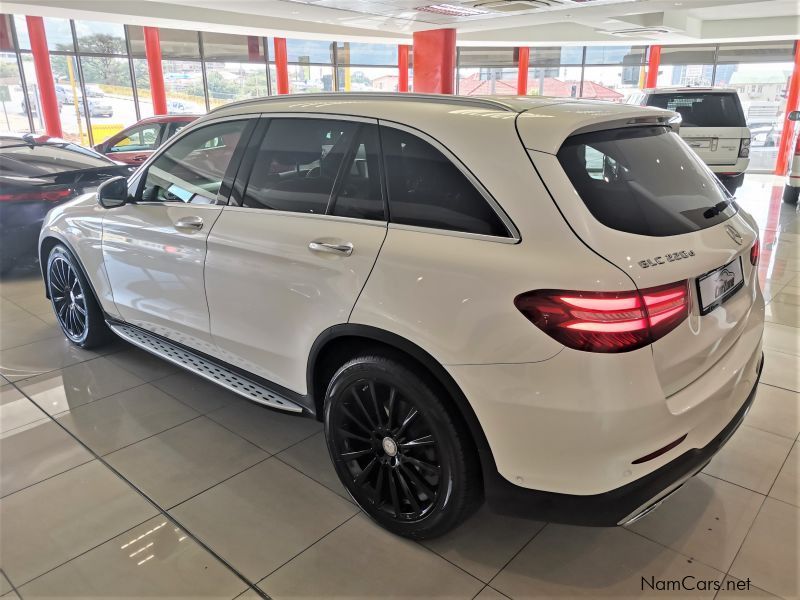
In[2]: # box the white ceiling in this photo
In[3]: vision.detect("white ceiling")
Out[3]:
[4,0,799,45]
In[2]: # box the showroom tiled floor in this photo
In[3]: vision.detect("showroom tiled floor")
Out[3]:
[0,174,798,599]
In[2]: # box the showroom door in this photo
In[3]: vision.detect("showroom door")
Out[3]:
[103,118,253,351]
[205,116,388,393]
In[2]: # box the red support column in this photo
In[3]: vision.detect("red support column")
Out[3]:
[398,44,410,92]
[26,16,62,138]
[517,46,530,95]
[645,45,661,89]
[273,37,289,95]
[412,29,456,94]
[775,41,800,175]
[143,27,167,115]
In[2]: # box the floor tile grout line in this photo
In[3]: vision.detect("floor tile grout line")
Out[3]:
[758,380,800,395]
[720,494,769,582]
[254,511,362,592]
[163,454,273,512]
[0,454,95,501]
[0,568,22,599]
[9,513,158,591]
[762,439,798,501]
[1,342,131,385]
[470,584,489,600]
[14,377,206,459]
[5,381,269,599]
[486,522,550,589]
[271,453,353,504]
[621,525,731,577]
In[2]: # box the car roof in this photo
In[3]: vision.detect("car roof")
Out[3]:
[198,92,675,154]
[643,87,738,94]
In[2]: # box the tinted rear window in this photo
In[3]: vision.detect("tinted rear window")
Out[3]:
[557,126,736,237]
[645,93,745,128]
[0,143,112,178]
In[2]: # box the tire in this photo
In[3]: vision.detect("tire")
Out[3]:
[46,244,111,349]
[324,353,481,539]
[720,174,743,196]
[783,185,799,205]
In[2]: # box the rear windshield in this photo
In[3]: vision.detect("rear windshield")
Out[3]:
[645,93,745,128]
[557,126,736,237]
[0,143,112,178]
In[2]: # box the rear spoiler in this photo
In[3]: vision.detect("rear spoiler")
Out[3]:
[568,114,681,138]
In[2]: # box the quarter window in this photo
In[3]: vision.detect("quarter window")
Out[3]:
[242,118,358,215]
[110,124,160,153]
[140,120,247,204]
[381,126,508,237]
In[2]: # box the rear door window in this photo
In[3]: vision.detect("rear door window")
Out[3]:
[381,126,509,237]
[645,93,745,128]
[557,126,736,237]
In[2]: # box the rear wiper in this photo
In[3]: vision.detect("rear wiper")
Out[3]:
[703,200,731,219]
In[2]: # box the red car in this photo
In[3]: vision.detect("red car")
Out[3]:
[93,115,199,165]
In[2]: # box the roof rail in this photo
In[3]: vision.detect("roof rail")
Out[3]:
[208,92,517,114]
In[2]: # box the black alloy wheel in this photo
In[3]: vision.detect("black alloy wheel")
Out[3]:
[324,354,481,539]
[49,254,88,342]
[47,245,111,349]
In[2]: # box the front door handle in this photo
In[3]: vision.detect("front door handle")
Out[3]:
[132,154,148,162]
[308,241,353,256]
[174,216,204,232]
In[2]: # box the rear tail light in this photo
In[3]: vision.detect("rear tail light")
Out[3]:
[739,138,750,158]
[0,188,72,203]
[514,280,690,353]
[750,237,760,266]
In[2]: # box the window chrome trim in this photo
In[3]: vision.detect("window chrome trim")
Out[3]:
[129,113,261,206]
[377,119,521,242]
[220,204,388,228]
[388,223,519,244]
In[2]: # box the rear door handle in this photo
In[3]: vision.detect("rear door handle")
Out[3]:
[132,154,148,162]
[308,241,353,256]
[174,216,204,231]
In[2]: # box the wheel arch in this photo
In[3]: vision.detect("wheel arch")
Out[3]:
[39,234,100,305]
[308,324,498,478]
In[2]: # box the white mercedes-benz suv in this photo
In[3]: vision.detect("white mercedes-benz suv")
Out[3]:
[39,93,764,539]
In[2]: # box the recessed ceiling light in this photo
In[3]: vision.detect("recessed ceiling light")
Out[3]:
[416,3,491,16]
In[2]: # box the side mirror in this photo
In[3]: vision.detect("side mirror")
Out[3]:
[97,176,129,209]
[788,111,800,122]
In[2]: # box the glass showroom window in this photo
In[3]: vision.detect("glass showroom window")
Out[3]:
[581,46,647,103]
[656,45,716,87]
[205,62,268,107]
[457,47,517,96]
[202,32,269,107]
[127,26,206,115]
[335,42,397,92]
[0,52,28,133]
[75,20,137,145]
[269,38,335,94]
[50,54,91,144]
[526,46,584,97]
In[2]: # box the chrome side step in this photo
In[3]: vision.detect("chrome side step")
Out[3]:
[107,322,303,413]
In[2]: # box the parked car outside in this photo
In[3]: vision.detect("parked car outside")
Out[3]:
[0,134,132,275]
[783,110,800,204]
[93,115,198,165]
[88,98,114,118]
[84,84,105,98]
[40,94,764,539]
[629,88,751,194]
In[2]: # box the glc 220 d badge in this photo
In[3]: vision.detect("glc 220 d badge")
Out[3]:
[638,250,696,269]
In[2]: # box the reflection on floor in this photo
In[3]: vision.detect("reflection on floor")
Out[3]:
[0,174,797,599]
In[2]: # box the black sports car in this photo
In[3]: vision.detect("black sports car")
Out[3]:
[0,134,133,275]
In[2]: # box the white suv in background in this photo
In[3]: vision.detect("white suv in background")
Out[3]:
[39,94,764,539]
[629,88,751,194]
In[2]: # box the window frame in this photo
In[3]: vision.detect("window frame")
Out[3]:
[377,120,520,243]
[227,113,389,224]
[107,122,164,154]
[129,114,258,206]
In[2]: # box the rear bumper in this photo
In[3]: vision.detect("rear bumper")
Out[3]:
[708,157,749,175]
[482,353,762,526]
